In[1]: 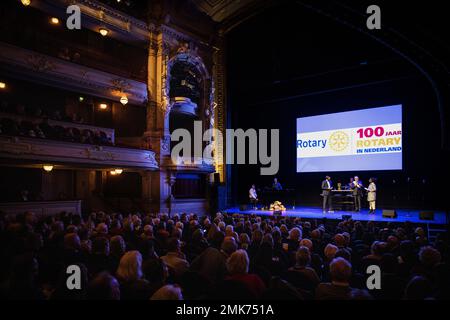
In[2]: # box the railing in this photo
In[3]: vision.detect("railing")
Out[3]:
[0,135,159,170]
[0,111,115,144]
[0,200,82,217]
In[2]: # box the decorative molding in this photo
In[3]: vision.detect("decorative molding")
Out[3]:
[0,135,159,170]
[0,42,148,105]
[37,0,156,43]
[0,112,115,143]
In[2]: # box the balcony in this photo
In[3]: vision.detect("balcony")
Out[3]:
[0,42,147,106]
[0,134,158,170]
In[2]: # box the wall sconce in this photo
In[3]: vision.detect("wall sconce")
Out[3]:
[110,169,123,175]
[99,103,108,110]
[43,165,54,172]
[21,0,31,6]
[0,82,5,89]
[50,17,60,25]
[99,28,109,37]
[120,96,128,105]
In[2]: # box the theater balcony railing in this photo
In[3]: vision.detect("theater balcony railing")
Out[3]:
[0,42,147,106]
[164,156,215,173]
[0,111,115,144]
[0,134,158,170]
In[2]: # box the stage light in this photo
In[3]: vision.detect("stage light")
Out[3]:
[99,103,108,110]
[21,0,31,6]
[99,28,109,36]
[120,96,128,105]
[50,17,60,25]
[0,82,6,89]
[79,96,84,102]
[114,169,123,174]
[43,165,53,172]
[110,170,117,175]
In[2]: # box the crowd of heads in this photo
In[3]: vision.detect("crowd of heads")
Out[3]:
[0,210,448,300]
[0,102,112,145]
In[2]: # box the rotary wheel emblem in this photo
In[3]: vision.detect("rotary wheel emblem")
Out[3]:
[329,131,349,151]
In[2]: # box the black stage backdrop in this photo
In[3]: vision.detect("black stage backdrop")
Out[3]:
[226,1,449,210]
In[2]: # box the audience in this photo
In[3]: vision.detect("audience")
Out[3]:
[0,210,448,300]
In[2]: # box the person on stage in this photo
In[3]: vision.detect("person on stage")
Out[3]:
[347,177,354,190]
[351,176,363,212]
[321,176,333,213]
[365,177,377,214]
[249,184,258,210]
[272,178,283,191]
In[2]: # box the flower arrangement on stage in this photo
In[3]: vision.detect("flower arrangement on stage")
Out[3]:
[269,200,286,213]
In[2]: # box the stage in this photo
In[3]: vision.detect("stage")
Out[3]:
[224,206,448,225]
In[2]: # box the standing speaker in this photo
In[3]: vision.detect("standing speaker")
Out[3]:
[382,209,397,218]
[419,211,434,220]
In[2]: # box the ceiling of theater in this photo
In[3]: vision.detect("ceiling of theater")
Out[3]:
[190,0,260,22]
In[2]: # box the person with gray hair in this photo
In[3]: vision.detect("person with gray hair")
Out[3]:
[150,284,183,300]
[316,257,370,300]
[225,250,266,297]
[286,246,320,290]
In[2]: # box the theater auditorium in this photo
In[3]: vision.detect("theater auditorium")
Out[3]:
[0,0,449,302]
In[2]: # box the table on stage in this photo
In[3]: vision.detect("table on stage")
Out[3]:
[331,189,355,211]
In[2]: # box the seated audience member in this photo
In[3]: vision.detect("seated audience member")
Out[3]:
[87,237,111,276]
[315,257,370,300]
[150,284,183,300]
[62,233,84,265]
[286,227,302,253]
[50,263,88,300]
[116,250,151,300]
[2,253,44,300]
[371,253,406,300]
[110,235,126,273]
[285,246,320,291]
[87,272,121,300]
[412,246,442,281]
[225,249,266,298]
[184,228,209,261]
[142,258,169,297]
[404,276,434,300]
[161,237,190,278]
[190,233,235,285]
[361,241,385,270]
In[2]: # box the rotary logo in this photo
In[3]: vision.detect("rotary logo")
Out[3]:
[329,131,349,151]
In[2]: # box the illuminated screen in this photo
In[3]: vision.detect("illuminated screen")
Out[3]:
[296,105,402,172]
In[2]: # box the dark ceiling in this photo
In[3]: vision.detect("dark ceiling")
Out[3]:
[226,0,449,109]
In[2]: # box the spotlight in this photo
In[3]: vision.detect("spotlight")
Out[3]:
[114,169,123,174]
[79,96,84,102]
[110,170,117,175]
[50,17,60,25]
[99,28,109,36]
[21,0,31,6]
[43,165,53,172]
[99,103,108,110]
[120,96,128,105]
[0,82,6,89]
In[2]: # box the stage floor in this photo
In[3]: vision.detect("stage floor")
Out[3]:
[224,206,448,225]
